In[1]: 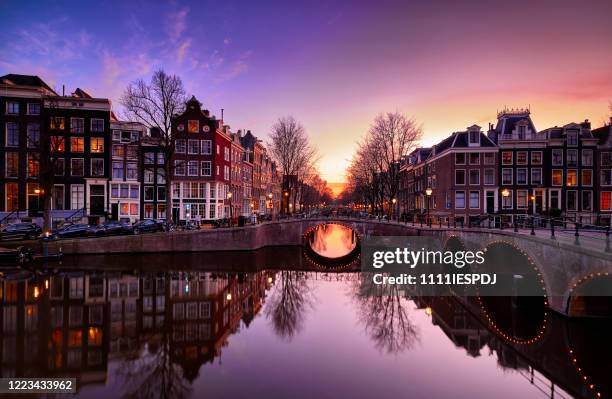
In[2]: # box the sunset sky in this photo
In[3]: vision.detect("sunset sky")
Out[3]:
[1,0,611,183]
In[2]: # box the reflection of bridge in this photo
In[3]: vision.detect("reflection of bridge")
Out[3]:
[48,217,612,317]
[420,296,610,399]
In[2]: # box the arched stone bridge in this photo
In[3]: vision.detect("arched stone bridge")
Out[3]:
[48,217,612,317]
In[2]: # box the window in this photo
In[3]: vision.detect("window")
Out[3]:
[112,161,124,179]
[27,154,39,177]
[54,158,65,176]
[69,306,83,325]
[157,187,166,201]
[224,147,230,161]
[455,153,465,165]
[567,191,578,211]
[91,119,104,132]
[144,186,154,201]
[224,165,230,180]
[550,190,560,209]
[51,136,65,152]
[567,150,578,167]
[201,161,211,176]
[71,118,84,133]
[455,170,465,185]
[579,169,593,187]
[516,151,527,165]
[174,160,186,176]
[601,192,612,211]
[112,130,121,141]
[144,152,155,164]
[27,103,40,115]
[69,278,84,299]
[126,145,138,159]
[483,153,495,165]
[91,159,104,177]
[455,191,465,209]
[71,137,84,152]
[552,149,563,166]
[209,203,216,218]
[602,152,612,167]
[531,168,542,185]
[112,144,124,158]
[6,101,19,114]
[502,168,512,185]
[531,151,542,165]
[567,132,578,146]
[551,170,562,186]
[201,140,212,155]
[27,123,40,148]
[91,137,104,153]
[130,184,139,199]
[71,158,84,176]
[50,117,65,130]
[144,169,154,183]
[175,139,186,153]
[188,120,199,133]
[501,152,512,165]
[5,122,19,146]
[516,190,528,209]
[5,152,18,177]
[581,150,593,166]
[582,191,593,211]
[188,161,199,176]
[483,169,494,185]
[188,140,199,154]
[126,162,138,180]
[144,204,153,218]
[469,153,480,165]
[469,191,479,209]
[157,152,165,164]
[518,124,527,139]
[469,170,479,185]
[601,169,612,186]
[5,183,18,211]
[566,170,577,187]
[516,168,527,185]
[51,184,65,210]
[469,130,479,144]
[502,190,513,209]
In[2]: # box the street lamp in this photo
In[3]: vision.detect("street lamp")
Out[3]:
[227,191,233,227]
[268,192,273,219]
[425,188,432,226]
[391,198,397,220]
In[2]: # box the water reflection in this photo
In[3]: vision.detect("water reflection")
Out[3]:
[0,258,609,399]
[307,223,358,258]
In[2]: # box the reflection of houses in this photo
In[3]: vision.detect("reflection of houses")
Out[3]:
[167,271,270,381]
[0,272,108,385]
[107,274,140,354]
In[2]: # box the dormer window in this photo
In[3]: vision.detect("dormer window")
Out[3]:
[188,120,199,133]
[567,132,578,146]
[469,130,479,145]
[518,125,526,139]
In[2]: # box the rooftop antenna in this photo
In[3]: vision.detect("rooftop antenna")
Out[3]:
[62,85,65,96]
[221,108,224,121]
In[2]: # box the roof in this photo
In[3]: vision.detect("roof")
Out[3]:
[592,124,612,146]
[0,73,57,94]
[493,114,538,136]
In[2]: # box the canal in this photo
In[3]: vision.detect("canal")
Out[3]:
[0,224,609,398]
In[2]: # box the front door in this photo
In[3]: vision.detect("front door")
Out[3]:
[89,185,105,215]
[534,189,545,214]
[111,203,119,220]
[486,191,495,214]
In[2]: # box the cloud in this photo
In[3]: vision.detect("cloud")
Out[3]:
[176,39,192,64]
[223,37,232,45]
[166,7,189,43]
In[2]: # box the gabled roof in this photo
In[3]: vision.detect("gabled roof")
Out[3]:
[0,73,57,94]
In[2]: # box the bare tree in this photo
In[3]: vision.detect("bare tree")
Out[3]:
[265,271,313,340]
[267,116,318,214]
[121,69,187,219]
[351,276,419,353]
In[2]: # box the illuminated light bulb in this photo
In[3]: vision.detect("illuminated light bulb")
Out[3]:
[226,293,232,301]
[34,287,40,298]
[425,307,433,316]
[45,279,49,289]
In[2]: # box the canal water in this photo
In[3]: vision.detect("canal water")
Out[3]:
[0,224,609,399]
